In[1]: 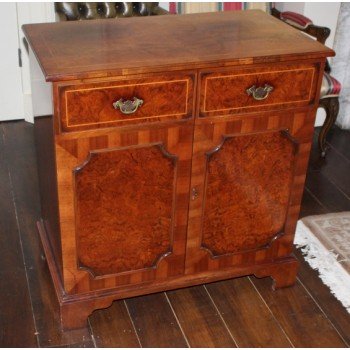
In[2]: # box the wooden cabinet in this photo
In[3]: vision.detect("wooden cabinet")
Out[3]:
[24,10,333,329]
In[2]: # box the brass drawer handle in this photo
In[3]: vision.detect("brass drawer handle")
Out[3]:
[113,97,143,114]
[246,84,274,101]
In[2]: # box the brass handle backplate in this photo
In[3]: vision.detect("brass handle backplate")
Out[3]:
[113,97,143,114]
[246,84,274,101]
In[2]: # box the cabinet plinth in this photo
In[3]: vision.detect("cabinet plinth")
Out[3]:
[24,10,333,329]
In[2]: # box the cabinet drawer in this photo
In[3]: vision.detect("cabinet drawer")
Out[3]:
[199,63,320,117]
[58,74,195,132]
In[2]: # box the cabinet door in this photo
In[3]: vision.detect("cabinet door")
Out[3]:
[186,112,311,274]
[55,123,193,294]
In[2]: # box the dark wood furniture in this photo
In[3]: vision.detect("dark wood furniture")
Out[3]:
[55,2,168,21]
[271,8,341,157]
[23,10,333,330]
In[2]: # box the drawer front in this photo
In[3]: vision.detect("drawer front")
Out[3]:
[199,63,320,117]
[58,74,195,132]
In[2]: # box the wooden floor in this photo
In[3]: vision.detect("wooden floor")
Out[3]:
[0,121,349,348]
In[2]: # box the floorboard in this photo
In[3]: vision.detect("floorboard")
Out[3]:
[166,285,237,347]
[53,340,96,348]
[0,124,37,347]
[305,170,350,212]
[126,293,189,347]
[309,131,350,197]
[205,278,292,347]
[88,301,140,348]
[326,126,350,161]
[300,187,328,217]
[1,122,92,348]
[251,277,347,347]
[295,249,350,346]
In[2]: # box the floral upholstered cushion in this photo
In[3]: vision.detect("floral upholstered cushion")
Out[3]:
[320,72,342,98]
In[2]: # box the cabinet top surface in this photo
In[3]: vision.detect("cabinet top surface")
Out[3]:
[23,10,334,82]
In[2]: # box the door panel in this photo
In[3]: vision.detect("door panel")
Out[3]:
[186,112,310,274]
[55,123,193,294]
[75,144,176,276]
[202,131,297,257]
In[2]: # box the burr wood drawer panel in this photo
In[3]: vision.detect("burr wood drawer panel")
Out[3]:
[199,63,320,117]
[58,74,195,132]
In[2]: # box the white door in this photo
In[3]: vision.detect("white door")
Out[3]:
[0,3,24,121]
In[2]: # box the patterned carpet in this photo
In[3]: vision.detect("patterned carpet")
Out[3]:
[295,212,350,313]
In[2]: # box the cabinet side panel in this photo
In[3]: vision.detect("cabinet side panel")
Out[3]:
[34,116,62,276]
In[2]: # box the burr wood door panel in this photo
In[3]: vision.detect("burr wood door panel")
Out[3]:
[75,145,175,277]
[186,111,314,275]
[55,123,193,294]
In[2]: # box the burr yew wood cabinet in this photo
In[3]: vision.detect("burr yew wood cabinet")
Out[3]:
[23,10,333,329]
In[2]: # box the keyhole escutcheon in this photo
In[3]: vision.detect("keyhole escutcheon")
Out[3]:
[192,187,199,200]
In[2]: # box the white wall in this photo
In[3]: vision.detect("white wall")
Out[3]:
[275,2,341,126]
[0,3,24,121]
[304,2,340,49]
[0,3,55,122]
[275,3,305,14]
[331,3,350,129]
[17,2,55,123]
[159,2,170,11]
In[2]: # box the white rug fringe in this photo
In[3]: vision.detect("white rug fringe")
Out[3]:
[295,221,350,313]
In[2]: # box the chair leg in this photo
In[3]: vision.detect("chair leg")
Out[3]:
[318,97,339,157]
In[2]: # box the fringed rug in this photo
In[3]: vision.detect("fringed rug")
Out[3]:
[295,212,350,313]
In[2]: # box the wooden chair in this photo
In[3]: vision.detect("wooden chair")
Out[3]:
[271,8,341,157]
